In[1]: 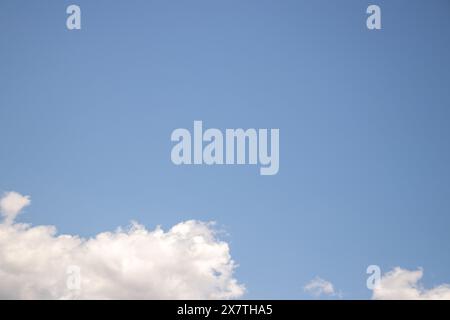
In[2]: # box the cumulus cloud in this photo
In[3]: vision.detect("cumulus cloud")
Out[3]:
[0,191,30,224]
[372,267,450,300]
[304,277,336,297]
[0,191,244,299]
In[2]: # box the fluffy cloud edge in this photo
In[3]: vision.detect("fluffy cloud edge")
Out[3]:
[0,191,245,300]
[372,267,450,300]
[304,268,450,300]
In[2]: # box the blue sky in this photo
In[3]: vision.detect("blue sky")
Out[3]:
[1,0,450,299]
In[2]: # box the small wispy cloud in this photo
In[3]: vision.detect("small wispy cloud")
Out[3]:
[0,191,30,224]
[304,277,339,298]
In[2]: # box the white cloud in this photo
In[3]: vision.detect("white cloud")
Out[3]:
[0,191,245,299]
[372,267,450,300]
[304,277,336,297]
[0,191,30,224]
